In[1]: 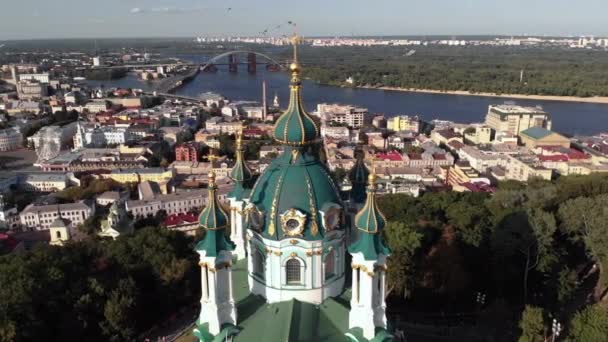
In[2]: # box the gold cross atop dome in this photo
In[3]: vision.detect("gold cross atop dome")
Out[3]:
[289,34,302,78]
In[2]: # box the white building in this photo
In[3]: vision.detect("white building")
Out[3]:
[20,201,94,231]
[21,173,69,192]
[317,103,367,128]
[0,128,23,151]
[485,104,552,135]
[126,189,215,218]
[18,73,50,83]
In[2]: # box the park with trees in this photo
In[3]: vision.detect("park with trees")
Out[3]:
[2,173,608,341]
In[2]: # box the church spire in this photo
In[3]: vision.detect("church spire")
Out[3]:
[229,131,253,200]
[349,150,370,204]
[348,170,391,260]
[272,34,319,146]
[196,171,235,256]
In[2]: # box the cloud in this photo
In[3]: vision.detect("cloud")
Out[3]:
[130,7,142,14]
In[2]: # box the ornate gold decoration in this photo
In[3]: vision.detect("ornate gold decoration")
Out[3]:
[290,252,297,257]
[268,172,286,236]
[306,251,313,257]
[273,251,282,256]
[280,208,306,237]
[290,239,298,245]
[315,250,322,255]
[290,149,299,164]
[305,177,319,236]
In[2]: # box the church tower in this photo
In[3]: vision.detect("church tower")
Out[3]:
[244,35,347,304]
[73,120,85,150]
[348,171,391,339]
[228,131,253,260]
[194,171,237,337]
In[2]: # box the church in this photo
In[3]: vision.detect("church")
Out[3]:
[193,37,392,342]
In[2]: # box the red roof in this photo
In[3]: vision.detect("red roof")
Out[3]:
[407,153,422,160]
[0,233,20,253]
[376,151,403,161]
[164,213,198,227]
[433,153,447,160]
[539,155,569,162]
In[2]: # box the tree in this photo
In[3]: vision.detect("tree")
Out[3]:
[492,209,556,303]
[383,222,422,298]
[558,194,608,299]
[518,305,545,342]
[567,305,608,342]
[102,278,138,341]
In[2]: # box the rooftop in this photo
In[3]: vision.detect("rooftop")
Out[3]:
[520,127,555,140]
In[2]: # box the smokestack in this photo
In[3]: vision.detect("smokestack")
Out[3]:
[262,80,268,121]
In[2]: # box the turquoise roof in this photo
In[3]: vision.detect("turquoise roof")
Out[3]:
[186,260,389,342]
[248,146,343,241]
[195,174,235,256]
[349,155,369,204]
[349,176,391,260]
[272,64,319,146]
[520,126,553,140]
[229,135,253,200]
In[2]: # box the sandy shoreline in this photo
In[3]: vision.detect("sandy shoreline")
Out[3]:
[357,86,608,104]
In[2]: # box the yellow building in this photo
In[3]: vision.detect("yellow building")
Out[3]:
[387,115,420,133]
[519,127,570,149]
[107,168,175,184]
[464,126,492,145]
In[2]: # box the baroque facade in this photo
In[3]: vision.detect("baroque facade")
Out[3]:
[193,38,393,342]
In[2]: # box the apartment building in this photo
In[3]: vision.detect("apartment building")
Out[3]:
[20,201,94,231]
[485,105,552,135]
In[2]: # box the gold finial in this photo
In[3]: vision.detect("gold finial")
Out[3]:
[368,156,378,186]
[208,171,216,186]
[289,33,302,77]
[236,130,243,150]
[208,149,219,162]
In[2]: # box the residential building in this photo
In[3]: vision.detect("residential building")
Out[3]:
[21,173,69,192]
[372,115,387,129]
[485,105,552,135]
[0,127,23,151]
[107,168,174,185]
[126,189,213,218]
[458,146,508,173]
[16,80,48,100]
[387,115,420,133]
[175,143,199,162]
[446,161,493,192]
[321,126,350,140]
[84,100,111,113]
[431,128,464,146]
[20,201,94,231]
[317,103,367,128]
[504,155,553,182]
[464,126,493,145]
[18,73,50,83]
[519,127,570,149]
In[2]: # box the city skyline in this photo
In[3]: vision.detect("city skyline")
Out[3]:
[1,0,608,40]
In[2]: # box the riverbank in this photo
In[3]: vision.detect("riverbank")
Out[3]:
[357,85,608,104]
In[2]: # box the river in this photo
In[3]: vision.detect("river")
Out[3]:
[86,58,608,136]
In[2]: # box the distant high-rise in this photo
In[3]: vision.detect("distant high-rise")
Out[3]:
[485,104,552,136]
[93,57,102,67]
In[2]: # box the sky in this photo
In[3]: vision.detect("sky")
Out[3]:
[0,0,607,40]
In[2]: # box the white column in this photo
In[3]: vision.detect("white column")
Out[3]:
[228,266,235,302]
[208,270,216,304]
[351,268,359,304]
[201,265,208,301]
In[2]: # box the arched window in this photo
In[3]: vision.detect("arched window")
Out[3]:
[286,259,301,285]
[324,249,335,281]
[253,249,265,280]
[56,231,62,239]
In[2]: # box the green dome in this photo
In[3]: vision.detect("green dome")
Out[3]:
[229,134,253,200]
[348,175,391,260]
[248,147,342,241]
[196,173,235,255]
[272,64,319,145]
[349,155,369,204]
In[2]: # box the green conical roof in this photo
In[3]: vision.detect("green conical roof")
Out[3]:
[349,174,391,260]
[229,133,253,200]
[349,154,369,204]
[196,172,235,256]
[272,42,319,146]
